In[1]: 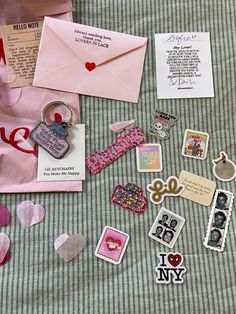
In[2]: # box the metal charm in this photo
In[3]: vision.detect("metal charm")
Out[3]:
[30,101,73,159]
[212,152,236,182]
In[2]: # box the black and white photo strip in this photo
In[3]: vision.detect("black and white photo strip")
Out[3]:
[148,208,185,248]
[204,189,234,252]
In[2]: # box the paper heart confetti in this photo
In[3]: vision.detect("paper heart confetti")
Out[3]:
[54,233,86,262]
[0,84,22,107]
[0,38,6,64]
[0,204,11,227]
[85,62,96,71]
[109,120,136,133]
[0,233,10,266]
[17,201,45,229]
[0,61,16,84]
[168,253,182,267]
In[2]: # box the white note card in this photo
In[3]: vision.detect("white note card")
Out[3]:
[37,124,85,181]
[155,32,214,99]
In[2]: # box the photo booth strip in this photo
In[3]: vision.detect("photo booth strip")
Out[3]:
[203,189,234,252]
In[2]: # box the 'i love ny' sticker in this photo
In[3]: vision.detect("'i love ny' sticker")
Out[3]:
[155,252,186,284]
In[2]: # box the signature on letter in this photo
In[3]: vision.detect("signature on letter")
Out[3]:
[169,78,196,86]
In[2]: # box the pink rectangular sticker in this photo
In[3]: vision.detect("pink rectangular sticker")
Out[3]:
[95,226,130,265]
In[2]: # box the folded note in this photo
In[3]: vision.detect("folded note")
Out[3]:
[33,17,148,103]
[155,32,214,99]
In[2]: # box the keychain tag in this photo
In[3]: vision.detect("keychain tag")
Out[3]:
[30,101,73,159]
[212,152,236,182]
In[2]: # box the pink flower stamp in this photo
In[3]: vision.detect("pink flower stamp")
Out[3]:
[95,226,130,265]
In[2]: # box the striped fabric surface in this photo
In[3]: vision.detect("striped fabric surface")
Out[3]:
[1,0,236,313]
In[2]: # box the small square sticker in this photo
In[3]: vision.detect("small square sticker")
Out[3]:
[95,226,130,265]
[148,208,185,248]
[182,129,209,160]
[136,144,162,172]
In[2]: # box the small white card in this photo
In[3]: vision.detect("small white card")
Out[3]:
[37,124,85,181]
[155,32,214,99]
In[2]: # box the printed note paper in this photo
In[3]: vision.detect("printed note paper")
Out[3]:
[1,21,43,87]
[155,32,214,99]
[179,170,216,206]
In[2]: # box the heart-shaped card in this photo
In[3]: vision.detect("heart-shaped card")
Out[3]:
[17,201,45,229]
[54,233,86,262]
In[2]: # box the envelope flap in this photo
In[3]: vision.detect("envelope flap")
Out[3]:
[44,17,147,66]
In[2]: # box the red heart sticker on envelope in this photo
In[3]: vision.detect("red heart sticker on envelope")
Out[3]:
[85,62,96,71]
[168,253,182,267]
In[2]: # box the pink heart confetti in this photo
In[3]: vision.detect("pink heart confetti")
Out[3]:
[109,120,136,133]
[0,61,16,84]
[0,250,11,266]
[0,204,11,227]
[0,233,10,264]
[54,233,86,262]
[17,201,45,229]
[0,84,22,107]
[0,38,6,64]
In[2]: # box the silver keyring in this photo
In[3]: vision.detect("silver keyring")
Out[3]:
[41,101,73,125]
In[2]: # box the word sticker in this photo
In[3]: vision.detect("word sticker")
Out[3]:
[147,176,184,205]
[212,151,236,182]
[86,127,145,174]
[148,110,178,140]
[112,183,147,214]
[204,189,234,252]
[136,144,162,172]
[148,207,185,248]
[95,226,130,265]
[179,170,216,206]
[182,129,209,160]
[155,252,186,284]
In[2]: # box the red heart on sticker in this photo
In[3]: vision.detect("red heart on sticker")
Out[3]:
[85,62,96,71]
[168,253,182,267]
[105,237,121,251]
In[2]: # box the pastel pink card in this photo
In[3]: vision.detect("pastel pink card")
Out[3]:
[95,226,130,265]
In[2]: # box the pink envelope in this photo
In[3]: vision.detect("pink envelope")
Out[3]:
[33,17,148,103]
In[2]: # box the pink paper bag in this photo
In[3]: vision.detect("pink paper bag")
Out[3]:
[0,85,82,193]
